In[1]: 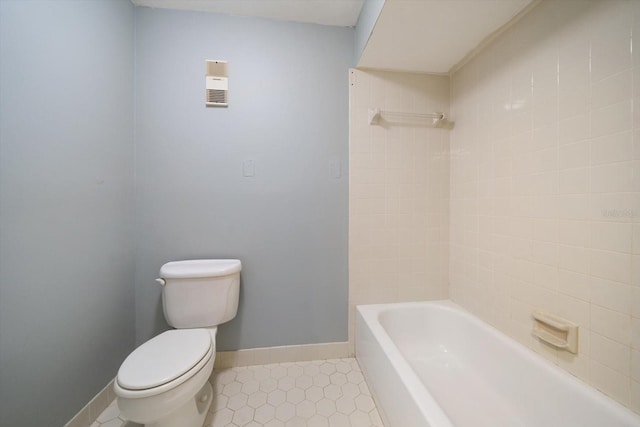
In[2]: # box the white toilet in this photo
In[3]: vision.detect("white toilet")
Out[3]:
[114,259,241,427]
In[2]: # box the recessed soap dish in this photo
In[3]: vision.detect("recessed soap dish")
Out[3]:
[532,310,578,354]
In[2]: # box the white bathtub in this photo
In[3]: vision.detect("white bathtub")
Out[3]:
[356,300,640,427]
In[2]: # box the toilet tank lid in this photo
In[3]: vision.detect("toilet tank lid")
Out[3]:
[160,259,241,279]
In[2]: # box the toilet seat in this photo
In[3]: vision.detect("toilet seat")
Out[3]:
[116,329,213,397]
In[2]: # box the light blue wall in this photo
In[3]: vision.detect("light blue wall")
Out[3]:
[0,1,135,426]
[0,2,353,423]
[354,0,385,64]
[135,8,353,350]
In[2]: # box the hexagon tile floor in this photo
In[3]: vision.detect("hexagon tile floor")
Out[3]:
[90,358,384,427]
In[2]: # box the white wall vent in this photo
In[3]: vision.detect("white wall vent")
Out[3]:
[205,60,228,107]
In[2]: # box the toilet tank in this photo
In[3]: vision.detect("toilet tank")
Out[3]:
[159,259,241,329]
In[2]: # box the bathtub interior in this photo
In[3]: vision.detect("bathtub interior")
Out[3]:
[358,301,640,427]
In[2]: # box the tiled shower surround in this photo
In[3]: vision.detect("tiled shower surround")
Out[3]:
[349,0,639,415]
[348,69,450,348]
[449,0,640,413]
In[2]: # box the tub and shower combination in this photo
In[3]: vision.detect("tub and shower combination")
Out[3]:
[356,301,640,427]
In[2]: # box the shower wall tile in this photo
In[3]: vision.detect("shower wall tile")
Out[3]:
[348,69,450,350]
[591,131,633,166]
[450,0,639,413]
[591,331,631,376]
[631,382,640,413]
[590,277,631,314]
[590,359,630,406]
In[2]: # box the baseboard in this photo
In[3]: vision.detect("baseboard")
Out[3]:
[214,341,352,369]
[64,378,115,427]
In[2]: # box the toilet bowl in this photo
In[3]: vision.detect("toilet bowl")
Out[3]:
[114,260,241,427]
[115,328,216,427]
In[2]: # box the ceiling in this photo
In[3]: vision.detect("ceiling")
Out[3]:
[131,0,365,27]
[131,0,536,74]
[359,0,535,74]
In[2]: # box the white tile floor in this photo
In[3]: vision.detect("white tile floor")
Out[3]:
[90,358,384,427]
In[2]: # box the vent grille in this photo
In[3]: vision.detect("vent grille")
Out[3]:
[206,89,227,105]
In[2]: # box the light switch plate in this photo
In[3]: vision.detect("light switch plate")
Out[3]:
[243,160,255,177]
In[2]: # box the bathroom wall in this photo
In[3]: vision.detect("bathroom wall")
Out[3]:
[0,0,135,426]
[134,8,352,350]
[348,69,450,346]
[450,0,640,412]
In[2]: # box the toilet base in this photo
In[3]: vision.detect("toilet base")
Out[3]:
[144,381,212,427]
